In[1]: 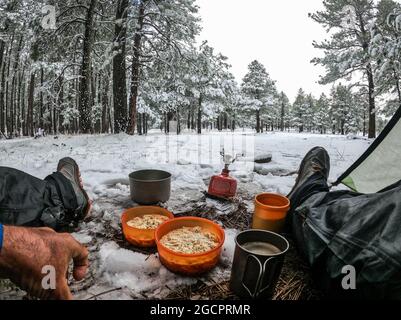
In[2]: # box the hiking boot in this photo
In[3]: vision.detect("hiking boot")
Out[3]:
[287,147,330,200]
[57,157,91,220]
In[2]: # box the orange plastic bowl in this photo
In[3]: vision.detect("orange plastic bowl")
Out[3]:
[122,206,174,248]
[155,217,225,276]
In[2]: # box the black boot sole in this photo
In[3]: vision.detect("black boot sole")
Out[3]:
[57,158,91,219]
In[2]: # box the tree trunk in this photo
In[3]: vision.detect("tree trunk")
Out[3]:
[10,75,15,135]
[137,113,142,135]
[197,95,202,134]
[393,68,401,105]
[256,109,260,133]
[187,109,191,130]
[17,69,23,135]
[92,73,100,133]
[46,96,51,134]
[177,108,181,134]
[0,40,4,134]
[142,113,146,135]
[188,113,191,130]
[5,38,13,134]
[165,112,168,134]
[108,104,112,133]
[74,70,79,133]
[39,67,44,128]
[359,14,376,139]
[363,107,366,137]
[9,37,22,136]
[27,72,35,137]
[280,100,285,131]
[102,71,109,133]
[191,108,195,130]
[366,63,376,138]
[58,75,64,134]
[113,0,129,133]
[79,0,98,133]
[21,71,27,136]
[128,0,146,135]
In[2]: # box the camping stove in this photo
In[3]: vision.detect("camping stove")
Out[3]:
[207,150,240,200]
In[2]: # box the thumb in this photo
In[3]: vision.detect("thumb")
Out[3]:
[70,240,89,281]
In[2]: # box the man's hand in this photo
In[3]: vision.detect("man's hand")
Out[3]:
[0,226,89,300]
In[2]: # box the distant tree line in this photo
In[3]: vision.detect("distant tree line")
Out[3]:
[0,0,399,139]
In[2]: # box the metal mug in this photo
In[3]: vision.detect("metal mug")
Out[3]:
[229,230,289,299]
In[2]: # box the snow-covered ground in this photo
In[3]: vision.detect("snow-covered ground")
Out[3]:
[0,131,370,300]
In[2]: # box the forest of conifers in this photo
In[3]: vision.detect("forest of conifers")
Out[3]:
[0,0,400,139]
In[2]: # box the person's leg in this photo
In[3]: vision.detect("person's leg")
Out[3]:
[0,167,55,227]
[0,158,90,230]
[287,172,330,214]
[287,147,331,214]
[288,147,401,299]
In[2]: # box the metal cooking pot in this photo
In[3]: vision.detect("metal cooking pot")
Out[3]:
[129,170,172,205]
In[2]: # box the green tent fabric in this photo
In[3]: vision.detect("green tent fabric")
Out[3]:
[334,106,401,193]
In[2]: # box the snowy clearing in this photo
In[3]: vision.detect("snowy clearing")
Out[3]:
[0,131,370,300]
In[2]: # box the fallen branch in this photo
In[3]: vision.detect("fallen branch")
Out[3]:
[85,287,123,300]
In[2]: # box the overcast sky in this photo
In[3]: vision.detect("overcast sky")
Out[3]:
[196,0,331,102]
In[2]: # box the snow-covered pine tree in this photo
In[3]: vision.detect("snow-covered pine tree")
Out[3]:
[183,44,233,134]
[305,94,317,132]
[223,79,242,131]
[315,93,331,133]
[277,91,290,132]
[370,0,401,108]
[292,89,308,132]
[311,0,377,138]
[241,60,276,133]
[126,0,201,135]
[330,83,360,135]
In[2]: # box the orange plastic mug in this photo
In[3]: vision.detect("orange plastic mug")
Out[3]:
[252,193,290,233]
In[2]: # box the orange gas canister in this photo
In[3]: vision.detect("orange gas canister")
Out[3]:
[252,193,290,234]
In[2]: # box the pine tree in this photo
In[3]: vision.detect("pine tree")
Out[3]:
[315,93,331,134]
[370,0,401,107]
[127,0,201,134]
[241,60,276,133]
[292,89,308,132]
[277,92,290,131]
[305,94,317,132]
[330,83,359,135]
[311,0,377,138]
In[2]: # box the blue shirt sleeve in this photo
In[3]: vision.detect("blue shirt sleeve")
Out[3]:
[0,224,3,251]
